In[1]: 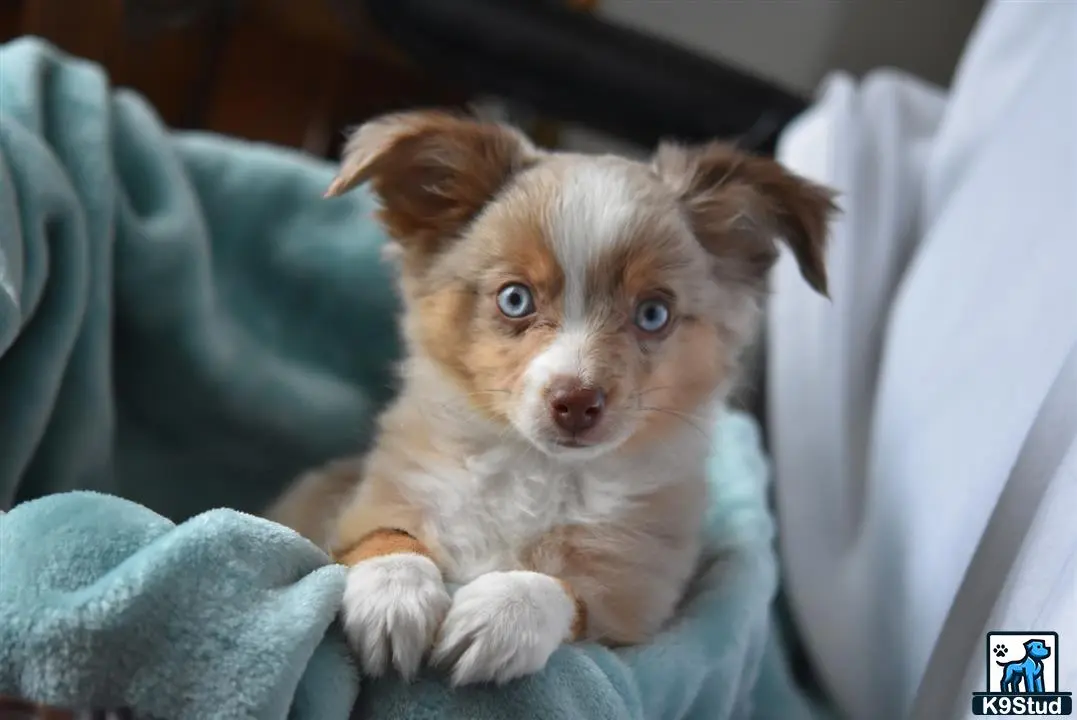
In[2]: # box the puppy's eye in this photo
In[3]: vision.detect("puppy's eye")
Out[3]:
[496,283,536,318]
[634,298,671,333]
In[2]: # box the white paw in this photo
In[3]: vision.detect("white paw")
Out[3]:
[431,570,575,686]
[340,553,451,680]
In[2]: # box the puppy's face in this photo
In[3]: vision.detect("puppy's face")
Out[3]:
[328,112,834,459]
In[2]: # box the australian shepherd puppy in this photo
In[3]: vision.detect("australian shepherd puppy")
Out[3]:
[267,110,833,687]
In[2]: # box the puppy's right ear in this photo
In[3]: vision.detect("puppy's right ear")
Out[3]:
[326,110,537,258]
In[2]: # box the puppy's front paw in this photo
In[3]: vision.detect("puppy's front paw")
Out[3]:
[341,553,451,680]
[431,570,576,686]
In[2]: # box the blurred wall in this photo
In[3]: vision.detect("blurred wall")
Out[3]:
[600,0,986,96]
[558,0,986,153]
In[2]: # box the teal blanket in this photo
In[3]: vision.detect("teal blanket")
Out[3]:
[0,37,820,720]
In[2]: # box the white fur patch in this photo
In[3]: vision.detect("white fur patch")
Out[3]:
[397,414,708,586]
[431,570,576,686]
[524,328,590,388]
[548,162,639,323]
[340,553,451,680]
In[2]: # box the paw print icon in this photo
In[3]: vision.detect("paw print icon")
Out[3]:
[992,643,1008,658]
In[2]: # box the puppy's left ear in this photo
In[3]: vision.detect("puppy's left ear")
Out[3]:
[653,141,837,296]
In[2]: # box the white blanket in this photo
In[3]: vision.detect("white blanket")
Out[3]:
[769,2,1077,718]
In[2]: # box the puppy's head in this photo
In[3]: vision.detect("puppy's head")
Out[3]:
[329,111,835,459]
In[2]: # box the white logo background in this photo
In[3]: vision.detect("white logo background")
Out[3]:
[988,632,1059,693]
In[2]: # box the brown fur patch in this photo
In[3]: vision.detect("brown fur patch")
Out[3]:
[460,321,561,421]
[618,247,683,307]
[333,527,432,566]
[556,578,588,641]
[623,318,727,450]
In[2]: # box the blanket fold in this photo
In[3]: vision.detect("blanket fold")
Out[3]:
[0,37,820,720]
[0,492,355,720]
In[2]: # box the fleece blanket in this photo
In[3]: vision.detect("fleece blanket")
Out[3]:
[0,37,821,720]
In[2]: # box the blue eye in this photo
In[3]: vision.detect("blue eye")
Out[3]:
[496,283,535,318]
[635,298,671,333]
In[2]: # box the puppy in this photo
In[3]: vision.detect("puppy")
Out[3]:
[266,110,834,687]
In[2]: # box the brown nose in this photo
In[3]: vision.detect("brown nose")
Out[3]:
[548,381,606,434]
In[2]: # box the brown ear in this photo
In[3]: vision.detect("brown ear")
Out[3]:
[326,110,537,257]
[653,141,836,296]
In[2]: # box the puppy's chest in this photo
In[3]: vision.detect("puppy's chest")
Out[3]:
[408,450,627,584]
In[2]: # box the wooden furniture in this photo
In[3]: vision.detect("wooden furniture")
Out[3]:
[0,0,474,157]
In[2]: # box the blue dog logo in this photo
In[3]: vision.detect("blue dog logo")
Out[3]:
[996,639,1051,694]
[972,631,1072,716]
